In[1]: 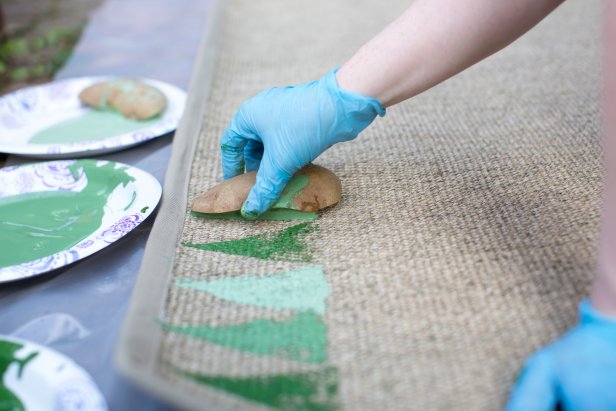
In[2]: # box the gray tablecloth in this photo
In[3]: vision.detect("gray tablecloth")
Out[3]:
[0,0,211,409]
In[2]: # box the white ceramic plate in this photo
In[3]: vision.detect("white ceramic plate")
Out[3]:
[0,335,107,411]
[0,159,161,283]
[0,77,186,158]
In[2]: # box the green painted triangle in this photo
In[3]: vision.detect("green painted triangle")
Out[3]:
[160,311,327,364]
[177,266,329,314]
[176,367,338,411]
[182,222,317,262]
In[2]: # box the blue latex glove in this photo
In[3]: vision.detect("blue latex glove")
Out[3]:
[220,68,385,219]
[506,300,616,410]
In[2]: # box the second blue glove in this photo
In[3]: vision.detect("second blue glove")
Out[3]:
[506,300,616,410]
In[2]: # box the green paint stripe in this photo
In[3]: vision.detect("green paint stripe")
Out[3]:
[175,367,339,411]
[177,266,329,314]
[191,209,318,221]
[183,222,317,262]
[160,311,328,364]
[15,353,37,379]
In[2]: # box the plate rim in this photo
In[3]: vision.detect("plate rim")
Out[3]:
[0,76,186,158]
[0,159,162,283]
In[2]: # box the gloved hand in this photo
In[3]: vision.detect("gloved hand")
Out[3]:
[220,68,385,219]
[506,299,616,410]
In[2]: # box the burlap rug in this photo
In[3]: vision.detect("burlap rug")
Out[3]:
[117,0,603,410]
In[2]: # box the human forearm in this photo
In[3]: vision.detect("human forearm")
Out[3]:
[591,0,616,318]
[336,0,564,107]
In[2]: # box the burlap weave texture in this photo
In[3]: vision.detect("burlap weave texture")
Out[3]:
[159,0,602,409]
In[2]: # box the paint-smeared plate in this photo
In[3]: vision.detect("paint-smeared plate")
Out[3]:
[0,77,186,158]
[0,335,108,411]
[0,159,161,283]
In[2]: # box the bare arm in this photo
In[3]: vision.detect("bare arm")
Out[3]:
[591,1,616,318]
[337,0,564,107]
[338,0,616,317]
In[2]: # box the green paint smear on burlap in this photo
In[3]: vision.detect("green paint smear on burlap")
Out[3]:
[175,367,338,411]
[177,266,329,314]
[0,341,38,411]
[0,160,135,268]
[160,311,327,364]
[191,209,318,221]
[29,109,159,144]
[183,222,317,262]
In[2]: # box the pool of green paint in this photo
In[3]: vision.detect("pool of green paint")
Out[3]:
[0,160,134,268]
[29,109,159,144]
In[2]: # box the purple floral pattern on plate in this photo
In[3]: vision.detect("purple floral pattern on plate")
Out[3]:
[48,81,73,101]
[34,160,87,190]
[0,251,79,282]
[0,160,87,197]
[99,214,143,244]
[77,240,94,249]
[56,378,108,411]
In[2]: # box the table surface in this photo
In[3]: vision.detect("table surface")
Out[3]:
[0,0,211,409]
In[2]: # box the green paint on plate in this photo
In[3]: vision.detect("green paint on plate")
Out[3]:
[28,109,159,144]
[123,191,137,211]
[160,311,327,364]
[183,222,317,262]
[0,341,38,411]
[191,209,318,221]
[0,160,135,268]
[177,266,329,314]
[176,367,338,411]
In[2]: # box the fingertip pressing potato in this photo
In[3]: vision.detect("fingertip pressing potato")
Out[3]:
[192,164,341,220]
